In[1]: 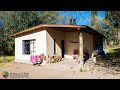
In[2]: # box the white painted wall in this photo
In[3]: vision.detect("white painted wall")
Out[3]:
[15,30,47,63]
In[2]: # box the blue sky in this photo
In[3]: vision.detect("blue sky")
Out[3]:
[59,11,105,26]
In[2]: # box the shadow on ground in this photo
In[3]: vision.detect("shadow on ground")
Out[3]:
[93,47,120,75]
[95,47,120,68]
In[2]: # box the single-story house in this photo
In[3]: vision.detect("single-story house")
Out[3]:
[11,24,105,64]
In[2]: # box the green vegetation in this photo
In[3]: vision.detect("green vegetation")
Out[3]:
[104,46,120,62]
[91,11,120,47]
[0,11,120,61]
[0,11,65,56]
[80,68,87,72]
[0,55,15,63]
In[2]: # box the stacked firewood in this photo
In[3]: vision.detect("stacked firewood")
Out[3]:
[47,55,63,63]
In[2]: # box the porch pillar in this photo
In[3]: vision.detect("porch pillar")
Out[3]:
[79,32,84,68]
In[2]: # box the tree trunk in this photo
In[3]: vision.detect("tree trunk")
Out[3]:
[118,30,120,45]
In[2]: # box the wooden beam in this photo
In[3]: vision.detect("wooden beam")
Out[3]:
[79,32,84,68]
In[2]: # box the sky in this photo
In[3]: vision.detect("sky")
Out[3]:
[0,11,105,28]
[59,11,105,26]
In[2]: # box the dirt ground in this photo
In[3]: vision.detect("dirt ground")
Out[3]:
[0,59,120,79]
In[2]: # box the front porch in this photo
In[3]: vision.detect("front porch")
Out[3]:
[46,27,94,63]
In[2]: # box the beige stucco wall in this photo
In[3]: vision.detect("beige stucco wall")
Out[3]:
[46,28,65,58]
[46,28,80,58]
[64,32,79,58]
[83,32,93,58]
[46,29,94,59]
[64,31,94,58]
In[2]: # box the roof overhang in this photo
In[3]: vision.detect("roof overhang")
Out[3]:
[11,24,105,38]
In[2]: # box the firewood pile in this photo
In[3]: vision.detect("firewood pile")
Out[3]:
[47,55,63,63]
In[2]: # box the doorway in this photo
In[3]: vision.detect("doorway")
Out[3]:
[61,40,64,58]
[54,39,56,55]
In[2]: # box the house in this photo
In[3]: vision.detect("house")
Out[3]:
[11,24,105,64]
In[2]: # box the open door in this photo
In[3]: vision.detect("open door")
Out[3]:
[61,40,64,58]
[54,39,56,55]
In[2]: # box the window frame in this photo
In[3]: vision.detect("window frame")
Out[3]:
[22,39,36,55]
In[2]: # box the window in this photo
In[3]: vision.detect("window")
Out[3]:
[23,39,36,55]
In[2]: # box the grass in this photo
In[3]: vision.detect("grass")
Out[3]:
[104,46,120,61]
[80,68,87,72]
[0,63,6,67]
[104,46,120,68]
[0,55,15,67]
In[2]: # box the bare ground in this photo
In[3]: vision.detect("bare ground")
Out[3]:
[0,59,120,79]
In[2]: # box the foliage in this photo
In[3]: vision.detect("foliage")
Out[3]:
[91,11,110,36]
[105,11,120,45]
[90,11,120,46]
[0,11,64,55]
[1,11,120,55]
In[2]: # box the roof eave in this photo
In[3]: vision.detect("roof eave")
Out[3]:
[11,24,86,37]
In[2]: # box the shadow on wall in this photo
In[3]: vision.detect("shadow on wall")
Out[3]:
[47,28,79,58]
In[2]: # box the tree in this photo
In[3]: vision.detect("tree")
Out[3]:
[91,11,107,35]
[91,11,98,27]
[105,11,120,45]
[69,17,76,25]
[0,11,64,55]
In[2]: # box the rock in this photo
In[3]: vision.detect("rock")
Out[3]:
[83,59,95,70]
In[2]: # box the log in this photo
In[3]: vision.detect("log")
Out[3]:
[48,55,62,63]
